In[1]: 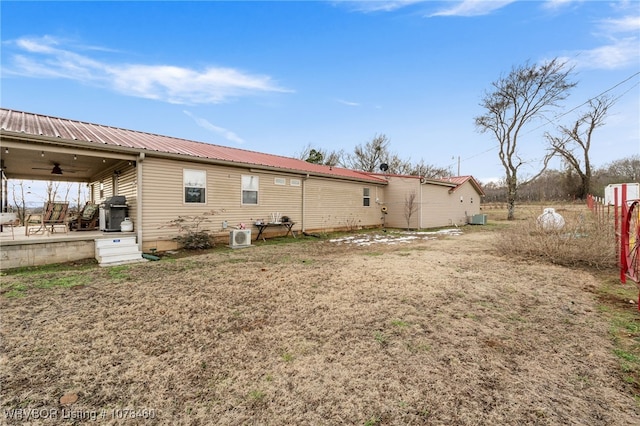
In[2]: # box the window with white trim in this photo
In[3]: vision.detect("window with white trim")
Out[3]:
[184,169,206,204]
[274,177,286,186]
[242,175,259,205]
[363,188,371,206]
[290,178,301,187]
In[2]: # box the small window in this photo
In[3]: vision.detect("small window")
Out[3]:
[184,169,206,204]
[274,177,286,186]
[290,179,301,187]
[242,175,259,205]
[363,188,370,207]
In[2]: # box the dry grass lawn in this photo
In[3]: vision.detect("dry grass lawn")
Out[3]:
[2,226,640,425]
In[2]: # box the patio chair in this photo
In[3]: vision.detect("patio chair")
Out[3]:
[0,212,18,240]
[69,202,99,231]
[25,201,69,236]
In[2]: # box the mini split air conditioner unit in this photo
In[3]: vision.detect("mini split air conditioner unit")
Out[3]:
[229,229,251,248]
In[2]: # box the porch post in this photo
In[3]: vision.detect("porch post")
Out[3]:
[136,152,144,252]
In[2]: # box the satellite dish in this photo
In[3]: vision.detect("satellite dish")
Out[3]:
[379,163,389,172]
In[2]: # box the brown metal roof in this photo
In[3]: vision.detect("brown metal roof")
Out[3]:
[443,175,485,195]
[0,108,387,184]
[367,173,485,196]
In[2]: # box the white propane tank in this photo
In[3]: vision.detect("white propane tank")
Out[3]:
[120,217,134,232]
[537,208,565,232]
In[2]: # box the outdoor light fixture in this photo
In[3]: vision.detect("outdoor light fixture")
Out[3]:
[41,151,45,157]
[4,148,8,154]
[74,154,77,160]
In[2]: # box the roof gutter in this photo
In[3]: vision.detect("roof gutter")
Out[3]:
[1,134,138,160]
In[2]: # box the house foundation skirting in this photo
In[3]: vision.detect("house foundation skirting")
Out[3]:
[0,229,137,269]
[1,239,95,269]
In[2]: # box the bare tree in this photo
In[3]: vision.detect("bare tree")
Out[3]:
[410,159,451,178]
[344,134,429,175]
[323,150,343,167]
[10,181,29,225]
[603,155,640,182]
[404,190,419,230]
[344,134,391,172]
[296,143,344,166]
[302,136,449,177]
[475,58,577,220]
[545,95,616,199]
[45,181,73,203]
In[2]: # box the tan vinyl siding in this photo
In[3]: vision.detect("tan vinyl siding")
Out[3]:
[382,177,422,229]
[140,157,305,250]
[419,182,481,228]
[419,185,456,228]
[302,178,385,232]
[89,161,137,223]
[383,177,483,229]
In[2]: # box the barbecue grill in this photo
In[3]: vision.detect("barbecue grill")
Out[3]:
[99,196,128,232]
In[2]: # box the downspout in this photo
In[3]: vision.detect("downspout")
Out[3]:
[301,173,309,232]
[136,152,144,252]
[419,178,423,229]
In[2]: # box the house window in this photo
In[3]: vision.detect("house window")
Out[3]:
[274,177,286,186]
[184,169,206,204]
[242,175,259,205]
[290,179,301,187]
[363,188,370,207]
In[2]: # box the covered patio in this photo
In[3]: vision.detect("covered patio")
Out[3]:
[0,226,137,269]
[1,109,146,268]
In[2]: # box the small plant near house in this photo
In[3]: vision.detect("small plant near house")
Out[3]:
[341,214,362,231]
[404,190,419,230]
[164,209,224,250]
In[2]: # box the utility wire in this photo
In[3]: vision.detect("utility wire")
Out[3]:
[446,71,640,172]
[525,71,640,135]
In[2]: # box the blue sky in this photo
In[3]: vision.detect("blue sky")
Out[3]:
[1,0,639,185]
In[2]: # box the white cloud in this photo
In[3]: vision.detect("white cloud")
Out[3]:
[598,15,640,33]
[4,36,292,105]
[337,99,361,106]
[428,0,516,17]
[183,111,245,145]
[333,0,426,13]
[557,10,640,71]
[542,0,580,10]
[570,37,640,70]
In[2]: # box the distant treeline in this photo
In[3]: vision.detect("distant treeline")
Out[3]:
[482,155,639,203]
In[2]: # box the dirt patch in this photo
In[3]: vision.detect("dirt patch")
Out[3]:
[1,229,639,425]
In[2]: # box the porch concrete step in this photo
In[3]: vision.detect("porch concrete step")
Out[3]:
[95,236,137,248]
[96,244,140,257]
[97,252,144,266]
[95,236,144,266]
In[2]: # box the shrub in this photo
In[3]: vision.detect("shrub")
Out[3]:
[494,207,617,270]
[164,209,223,250]
[174,230,213,250]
